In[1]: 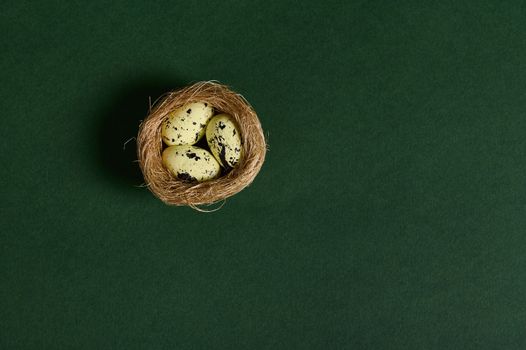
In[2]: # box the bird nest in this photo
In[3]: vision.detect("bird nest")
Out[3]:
[137,81,266,210]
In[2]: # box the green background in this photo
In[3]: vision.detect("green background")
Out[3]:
[2,1,526,349]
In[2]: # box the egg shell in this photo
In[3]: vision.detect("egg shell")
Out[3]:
[206,113,243,169]
[162,145,220,182]
[161,102,213,146]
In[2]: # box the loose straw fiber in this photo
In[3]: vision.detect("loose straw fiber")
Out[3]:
[137,81,266,207]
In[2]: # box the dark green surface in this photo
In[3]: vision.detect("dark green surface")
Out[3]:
[2,1,526,349]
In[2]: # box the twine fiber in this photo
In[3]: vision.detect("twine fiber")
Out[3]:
[137,81,266,209]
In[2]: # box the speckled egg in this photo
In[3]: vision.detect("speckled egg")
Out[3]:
[162,145,220,182]
[206,114,243,169]
[161,102,213,146]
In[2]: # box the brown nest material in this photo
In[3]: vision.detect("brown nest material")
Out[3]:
[137,81,266,209]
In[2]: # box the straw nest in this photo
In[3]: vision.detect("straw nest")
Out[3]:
[137,81,266,209]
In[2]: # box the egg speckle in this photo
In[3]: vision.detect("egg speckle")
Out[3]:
[206,114,243,169]
[162,145,220,182]
[162,102,213,146]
